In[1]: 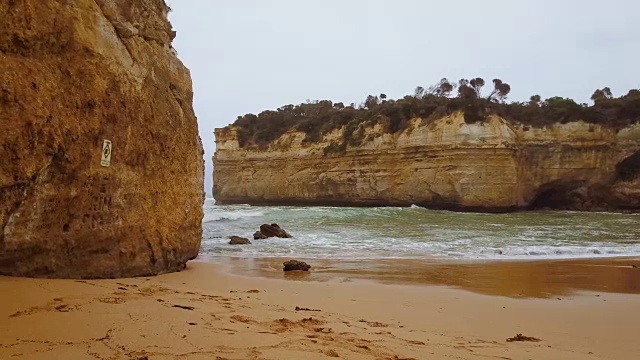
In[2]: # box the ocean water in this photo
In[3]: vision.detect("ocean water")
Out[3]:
[201,198,640,261]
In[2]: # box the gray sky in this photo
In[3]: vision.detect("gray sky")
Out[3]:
[167,0,639,193]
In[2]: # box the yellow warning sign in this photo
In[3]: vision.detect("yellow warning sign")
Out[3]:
[101,139,112,167]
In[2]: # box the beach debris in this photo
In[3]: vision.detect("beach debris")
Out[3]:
[295,306,321,312]
[172,304,195,311]
[54,304,71,312]
[228,236,251,245]
[358,319,388,328]
[253,231,269,240]
[259,223,292,238]
[283,259,311,271]
[506,333,541,342]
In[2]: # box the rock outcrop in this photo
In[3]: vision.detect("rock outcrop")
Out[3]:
[253,231,268,240]
[0,0,204,278]
[213,113,640,211]
[283,260,311,272]
[229,236,251,245]
[258,224,292,238]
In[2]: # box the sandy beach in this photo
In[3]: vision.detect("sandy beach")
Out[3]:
[2,259,640,360]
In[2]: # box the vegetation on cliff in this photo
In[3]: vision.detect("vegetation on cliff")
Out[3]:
[230,78,640,152]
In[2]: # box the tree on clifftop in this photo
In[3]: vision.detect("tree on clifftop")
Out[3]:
[426,78,455,97]
[364,95,379,109]
[591,87,613,103]
[469,78,485,98]
[457,79,477,100]
[487,79,511,102]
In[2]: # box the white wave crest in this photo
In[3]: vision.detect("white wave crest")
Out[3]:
[203,209,264,222]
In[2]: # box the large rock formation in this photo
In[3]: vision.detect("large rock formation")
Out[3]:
[213,113,640,211]
[0,0,204,278]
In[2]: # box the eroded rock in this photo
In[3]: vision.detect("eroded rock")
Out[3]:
[0,0,203,278]
[229,236,251,245]
[259,223,292,238]
[253,231,268,240]
[283,260,311,272]
[213,115,640,211]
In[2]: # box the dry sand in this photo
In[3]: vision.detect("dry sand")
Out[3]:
[1,259,640,360]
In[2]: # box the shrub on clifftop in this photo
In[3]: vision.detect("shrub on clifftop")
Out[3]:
[230,79,640,151]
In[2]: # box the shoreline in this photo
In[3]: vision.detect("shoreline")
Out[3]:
[202,255,640,298]
[208,195,640,211]
[2,260,639,359]
[210,197,640,214]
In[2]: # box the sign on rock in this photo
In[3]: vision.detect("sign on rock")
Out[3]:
[101,139,112,167]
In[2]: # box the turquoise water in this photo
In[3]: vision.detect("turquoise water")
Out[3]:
[201,198,640,260]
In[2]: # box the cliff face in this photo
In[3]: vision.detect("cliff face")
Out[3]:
[213,114,640,211]
[0,0,204,278]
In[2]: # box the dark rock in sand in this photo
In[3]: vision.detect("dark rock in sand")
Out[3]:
[283,260,311,272]
[229,236,251,245]
[260,223,292,238]
[253,231,269,240]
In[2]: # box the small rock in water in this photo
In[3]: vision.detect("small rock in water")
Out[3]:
[229,236,251,245]
[253,231,268,240]
[283,260,311,272]
[259,223,292,238]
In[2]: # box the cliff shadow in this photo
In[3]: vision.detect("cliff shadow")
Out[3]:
[615,151,640,182]
[527,179,588,210]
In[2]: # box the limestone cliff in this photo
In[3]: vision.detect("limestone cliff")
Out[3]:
[213,114,640,211]
[0,0,204,278]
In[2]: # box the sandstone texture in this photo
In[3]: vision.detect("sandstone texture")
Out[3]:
[213,113,640,211]
[0,0,204,278]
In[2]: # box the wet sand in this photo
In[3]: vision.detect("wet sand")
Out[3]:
[1,259,640,359]
[211,256,640,298]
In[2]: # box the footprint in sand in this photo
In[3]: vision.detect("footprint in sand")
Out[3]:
[359,319,388,328]
[98,297,127,305]
[229,315,258,324]
[269,317,326,333]
[323,349,339,357]
[137,285,173,296]
[10,299,77,317]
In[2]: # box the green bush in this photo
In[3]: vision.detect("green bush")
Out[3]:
[230,79,640,151]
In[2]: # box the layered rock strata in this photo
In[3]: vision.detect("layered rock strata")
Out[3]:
[0,0,204,278]
[213,114,640,211]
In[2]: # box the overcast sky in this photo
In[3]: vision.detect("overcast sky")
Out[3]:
[167,0,639,193]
